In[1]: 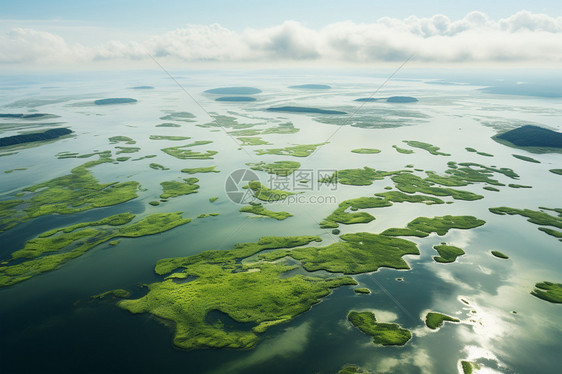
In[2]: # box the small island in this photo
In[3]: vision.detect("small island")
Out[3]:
[531,281,562,303]
[266,106,346,115]
[0,128,72,148]
[432,245,465,263]
[492,125,562,153]
[94,98,137,105]
[354,288,371,294]
[386,96,418,103]
[204,87,262,95]
[347,311,412,346]
[425,312,460,329]
[216,96,257,102]
[240,203,292,220]
[491,250,509,259]
[351,148,381,154]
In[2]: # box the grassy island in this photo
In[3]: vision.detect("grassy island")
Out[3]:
[354,288,371,294]
[91,289,131,300]
[245,181,296,202]
[162,141,216,159]
[237,136,270,146]
[160,112,195,122]
[338,365,370,374]
[322,167,396,186]
[432,245,465,263]
[320,197,388,228]
[382,215,486,237]
[160,178,199,199]
[149,163,169,170]
[267,106,346,115]
[512,154,540,163]
[491,250,509,259]
[247,160,301,176]
[229,123,298,136]
[0,212,190,287]
[550,169,562,175]
[150,135,191,141]
[393,145,414,154]
[109,136,136,144]
[489,207,562,240]
[531,281,562,303]
[256,143,328,157]
[117,236,356,350]
[181,166,219,174]
[403,140,450,156]
[240,203,292,220]
[425,312,460,329]
[347,311,412,346]
[466,147,493,157]
[351,148,381,154]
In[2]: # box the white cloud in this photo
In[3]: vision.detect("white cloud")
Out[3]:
[2,10,562,67]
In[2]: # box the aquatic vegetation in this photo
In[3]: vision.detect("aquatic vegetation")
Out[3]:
[160,178,199,199]
[181,166,219,174]
[199,114,258,129]
[465,147,493,157]
[489,207,562,240]
[531,281,562,303]
[374,191,444,205]
[115,146,140,154]
[0,212,190,287]
[209,197,218,202]
[4,168,27,174]
[347,311,412,346]
[260,232,419,274]
[228,123,298,136]
[256,143,328,157]
[461,360,481,374]
[160,112,196,122]
[0,158,139,233]
[508,183,532,188]
[156,123,181,128]
[491,250,509,259]
[351,148,381,154]
[109,136,136,144]
[289,84,331,89]
[149,163,169,170]
[425,312,460,329]
[149,201,160,206]
[162,141,216,159]
[240,203,292,220]
[197,213,219,218]
[132,154,157,161]
[118,236,355,350]
[387,96,418,103]
[237,136,270,146]
[91,289,131,300]
[247,160,301,176]
[382,215,486,237]
[267,106,346,115]
[550,169,562,175]
[403,140,451,156]
[338,365,370,374]
[391,173,484,201]
[95,98,137,105]
[150,135,191,141]
[245,181,296,202]
[322,167,397,186]
[393,145,414,154]
[319,197,387,228]
[432,245,465,263]
[354,288,371,294]
[56,150,112,159]
[512,154,540,163]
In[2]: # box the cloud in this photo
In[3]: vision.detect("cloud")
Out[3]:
[2,10,562,67]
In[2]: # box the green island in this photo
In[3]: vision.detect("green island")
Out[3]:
[512,154,540,163]
[156,123,181,128]
[4,168,27,174]
[382,215,486,238]
[347,311,412,346]
[132,155,157,161]
[160,178,199,199]
[150,135,191,141]
[393,145,414,154]
[465,147,493,157]
[259,232,419,274]
[200,114,258,129]
[322,167,397,186]
[149,163,169,170]
[432,245,465,263]
[181,166,219,174]
[56,150,112,159]
[491,250,509,259]
[319,197,388,228]
[162,141,216,160]
[0,212,190,287]
[237,136,270,146]
[245,181,296,202]
[0,157,139,234]
[209,197,218,202]
[197,213,219,218]
[403,140,451,156]
[115,146,140,154]
[247,160,301,176]
[531,281,562,303]
[228,123,298,136]
[492,125,562,154]
[461,360,481,374]
[425,312,460,329]
[109,136,136,144]
[255,143,328,157]
[391,173,483,201]
[240,203,292,220]
[160,112,196,122]
[91,289,131,300]
[149,201,160,206]
[354,288,371,294]
[338,365,370,374]
[117,236,356,350]
[508,184,532,189]
[483,186,500,192]
[489,207,562,240]
[550,169,562,175]
[351,148,381,154]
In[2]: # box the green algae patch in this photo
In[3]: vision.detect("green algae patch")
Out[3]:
[0,158,139,234]
[348,311,411,346]
[0,212,190,287]
[247,160,301,176]
[491,250,509,259]
[199,114,259,129]
[181,166,219,174]
[149,163,169,171]
[91,289,131,300]
[160,178,199,199]
[256,143,328,157]
[512,154,540,163]
[116,156,130,162]
[425,312,460,329]
[432,245,465,263]
[393,145,414,154]
[162,145,216,160]
[461,360,481,374]
[4,168,27,174]
[260,232,419,274]
[351,148,381,154]
[382,215,486,237]
[354,288,371,294]
[550,169,562,175]
[118,236,356,350]
[403,140,450,156]
[240,203,292,220]
[237,137,270,146]
[531,281,562,303]
[245,181,296,202]
[109,136,136,144]
[150,135,191,141]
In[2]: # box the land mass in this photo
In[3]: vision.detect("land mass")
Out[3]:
[94,98,137,105]
[266,106,346,115]
[0,128,72,147]
[493,125,562,153]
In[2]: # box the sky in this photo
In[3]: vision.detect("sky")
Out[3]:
[1,0,562,70]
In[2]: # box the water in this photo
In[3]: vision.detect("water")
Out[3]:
[0,69,561,373]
